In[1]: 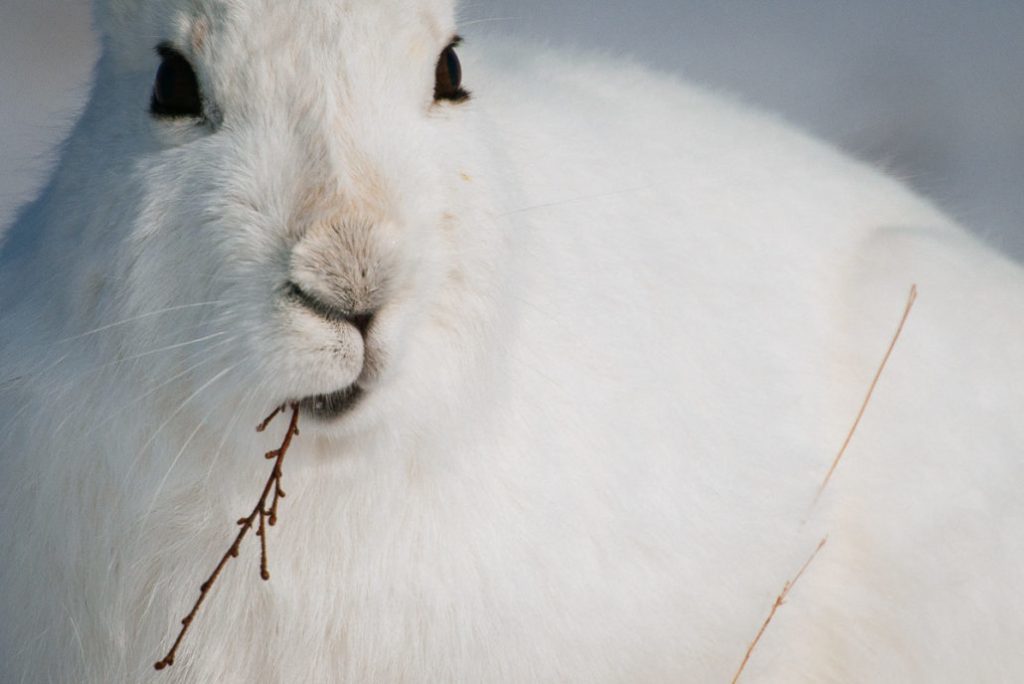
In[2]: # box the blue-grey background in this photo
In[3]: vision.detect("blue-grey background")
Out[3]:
[2,1,1022,257]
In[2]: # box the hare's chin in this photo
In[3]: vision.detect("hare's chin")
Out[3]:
[297,384,364,422]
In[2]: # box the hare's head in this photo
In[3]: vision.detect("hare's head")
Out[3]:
[75,0,496,433]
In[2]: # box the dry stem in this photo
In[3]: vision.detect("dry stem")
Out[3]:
[154,403,300,671]
[256,404,286,433]
[731,537,828,684]
[811,285,918,508]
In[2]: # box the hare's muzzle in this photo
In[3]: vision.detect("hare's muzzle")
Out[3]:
[296,385,365,421]
[285,281,377,338]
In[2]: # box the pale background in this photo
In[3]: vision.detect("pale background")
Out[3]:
[2,1,1022,257]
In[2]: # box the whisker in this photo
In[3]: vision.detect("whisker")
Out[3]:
[139,408,215,534]
[121,364,240,495]
[1,309,239,389]
[63,601,87,672]
[458,17,517,27]
[53,300,230,344]
[0,401,34,454]
[76,331,230,377]
[202,377,271,487]
[0,352,74,446]
[60,336,239,439]
[33,331,233,395]
[0,352,70,392]
[134,362,237,464]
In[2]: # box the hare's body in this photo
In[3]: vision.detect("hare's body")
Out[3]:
[2,2,1024,682]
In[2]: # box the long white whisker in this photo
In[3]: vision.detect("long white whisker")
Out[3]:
[0,354,72,449]
[126,377,265,619]
[0,401,34,453]
[203,377,268,487]
[0,311,238,389]
[41,330,232,395]
[53,300,230,344]
[458,17,516,27]
[118,363,239,494]
[0,352,70,392]
[139,410,214,534]
[70,331,231,379]
[63,601,87,672]
[60,336,239,439]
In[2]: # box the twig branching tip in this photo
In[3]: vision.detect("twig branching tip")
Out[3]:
[154,403,301,672]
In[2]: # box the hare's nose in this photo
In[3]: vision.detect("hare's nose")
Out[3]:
[349,312,374,337]
[286,282,376,338]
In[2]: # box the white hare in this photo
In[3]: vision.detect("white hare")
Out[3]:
[2,0,1023,682]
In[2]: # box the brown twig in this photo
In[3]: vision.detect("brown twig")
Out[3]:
[731,537,828,684]
[811,285,918,509]
[154,403,301,671]
[256,404,286,433]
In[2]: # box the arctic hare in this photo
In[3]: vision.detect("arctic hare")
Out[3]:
[2,0,1023,682]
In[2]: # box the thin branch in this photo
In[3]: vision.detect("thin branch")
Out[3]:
[256,404,285,433]
[154,403,301,671]
[811,285,918,509]
[257,510,270,581]
[731,537,828,684]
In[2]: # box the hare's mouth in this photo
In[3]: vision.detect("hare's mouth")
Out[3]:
[297,384,364,421]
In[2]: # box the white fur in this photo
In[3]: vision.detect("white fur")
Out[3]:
[2,1,1023,682]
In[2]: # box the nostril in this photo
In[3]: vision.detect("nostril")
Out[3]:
[285,282,375,336]
[351,313,374,338]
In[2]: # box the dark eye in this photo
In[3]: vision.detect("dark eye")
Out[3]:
[151,45,203,118]
[434,41,468,103]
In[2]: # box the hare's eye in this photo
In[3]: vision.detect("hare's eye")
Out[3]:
[434,42,468,103]
[151,45,203,118]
